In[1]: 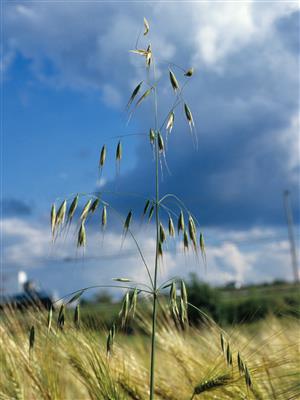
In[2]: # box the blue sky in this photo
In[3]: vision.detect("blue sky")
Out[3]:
[2,1,299,297]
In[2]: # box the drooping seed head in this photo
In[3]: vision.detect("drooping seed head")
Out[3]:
[77,222,86,248]
[130,288,138,318]
[143,17,149,35]
[149,128,155,146]
[102,205,107,228]
[169,69,180,92]
[184,103,194,128]
[127,81,143,109]
[180,280,188,307]
[184,68,194,77]
[158,241,163,258]
[116,141,122,162]
[188,215,197,250]
[159,222,166,243]
[99,145,106,167]
[166,111,175,133]
[90,198,100,214]
[124,210,133,232]
[67,195,79,224]
[80,199,92,221]
[183,229,189,251]
[55,200,67,226]
[168,216,175,237]
[50,204,56,237]
[200,232,207,265]
[136,88,152,108]
[178,210,185,234]
[157,132,164,153]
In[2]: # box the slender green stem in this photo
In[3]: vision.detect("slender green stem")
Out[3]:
[149,55,159,400]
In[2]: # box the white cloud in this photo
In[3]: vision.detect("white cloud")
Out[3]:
[1,217,295,295]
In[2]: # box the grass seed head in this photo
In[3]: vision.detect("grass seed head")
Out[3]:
[183,229,189,251]
[99,145,106,167]
[102,205,107,228]
[178,210,185,234]
[149,128,155,146]
[158,241,163,258]
[130,288,138,318]
[77,222,86,248]
[166,111,175,133]
[50,204,56,238]
[124,210,133,232]
[55,200,67,227]
[67,195,79,223]
[127,81,143,109]
[169,69,180,92]
[180,280,188,306]
[146,44,152,67]
[220,333,225,353]
[80,199,92,221]
[184,68,194,77]
[226,343,233,366]
[116,141,122,161]
[184,103,194,128]
[168,216,175,237]
[159,222,166,243]
[193,374,231,395]
[57,304,65,330]
[188,215,197,250]
[157,132,164,153]
[143,17,149,35]
[90,198,100,214]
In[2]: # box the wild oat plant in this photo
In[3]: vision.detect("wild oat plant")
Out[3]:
[49,18,206,399]
[2,18,297,400]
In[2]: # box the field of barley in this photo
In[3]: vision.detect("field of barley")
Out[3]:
[1,303,299,400]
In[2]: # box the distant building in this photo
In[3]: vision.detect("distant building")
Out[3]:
[0,279,53,310]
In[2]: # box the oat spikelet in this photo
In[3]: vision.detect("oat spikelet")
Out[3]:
[116,141,122,162]
[130,288,138,318]
[127,81,143,109]
[77,221,86,248]
[184,103,195,129]
[57,304,65,330]
[143,17,150,35]
[135,88,152,109]
[143,200,150,216]
[183,229,189,251]
[180,280,188,307]
[67,195,79,224]
[188,215,197,251]
[124,210,133,233]
[178,210,185,234]
[80,199,92,221]
[149,128,155,147]
[157,132,164,153]
[168,216,175,237]
[55,200,67,227]
[119,292,130,328]
[159,222,166,243]
[146,44,152,67]
[99,145,106,169]
[158,241,163,258]
[169,69,180,92]
[166,111,175,134]
[50,204,56,238]
[90,198,100,214]
[102,205,107,229]
[200,232,207,266]
[184,68,194,77]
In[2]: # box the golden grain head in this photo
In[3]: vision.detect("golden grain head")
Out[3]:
[80,199,92,221]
